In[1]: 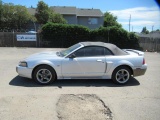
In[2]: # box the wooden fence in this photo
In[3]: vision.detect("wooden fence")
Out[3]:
[0,32,41,47]
[0,32,160,52]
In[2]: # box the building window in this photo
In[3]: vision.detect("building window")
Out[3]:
[88,18,98,24]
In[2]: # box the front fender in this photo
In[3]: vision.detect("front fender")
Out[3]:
[27,60,62,78]
[26,60,56,69]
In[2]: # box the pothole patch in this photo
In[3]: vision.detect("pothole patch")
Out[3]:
[56,94,112,120]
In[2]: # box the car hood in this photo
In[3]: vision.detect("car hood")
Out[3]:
[25,51,60,61]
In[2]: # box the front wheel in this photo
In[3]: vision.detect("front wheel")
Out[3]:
[33,65,56,85]
[112,66,131,84]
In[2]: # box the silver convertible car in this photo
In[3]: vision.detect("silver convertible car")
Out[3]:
[16,42,147,85]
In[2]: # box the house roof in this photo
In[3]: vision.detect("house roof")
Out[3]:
[136,31,160,38]
[50,6,103,17]
[50,6,77,15]
[27,6,104,17]
[28,8,36,15]
[77,8,103,17]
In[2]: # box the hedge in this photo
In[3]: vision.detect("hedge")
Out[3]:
[41,23,90,47]
[41,22,141,49]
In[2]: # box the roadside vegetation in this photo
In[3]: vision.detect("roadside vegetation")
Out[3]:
[0,2,33,31]
[0,0,66,31]
[35,1,66,25]
[41,12,140,49]
[0,0,141,49]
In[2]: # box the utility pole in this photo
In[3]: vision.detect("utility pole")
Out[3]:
[129,14,131,32]
[108,29,109,43]
[152,25,154,32]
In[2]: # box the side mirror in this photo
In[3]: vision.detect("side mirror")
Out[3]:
[68,54,76,58]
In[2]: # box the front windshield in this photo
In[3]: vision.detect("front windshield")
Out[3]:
[60,43,81,57]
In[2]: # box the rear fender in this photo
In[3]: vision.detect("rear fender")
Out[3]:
[108,60,134,76]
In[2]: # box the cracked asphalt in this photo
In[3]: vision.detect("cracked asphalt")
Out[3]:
[56,94,112,120]
[0,47,160,120]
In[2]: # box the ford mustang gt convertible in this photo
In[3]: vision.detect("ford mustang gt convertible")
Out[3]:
[16,42,147,85]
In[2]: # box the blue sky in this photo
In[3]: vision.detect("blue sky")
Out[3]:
[2,0,160,32]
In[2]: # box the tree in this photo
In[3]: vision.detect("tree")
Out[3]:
[35,1,66,24]
[35,1,50,24]
[0,3,15,29]
[103,12,122,28]
[156,29,160,31]
[0,2,33,30]
[141,27,149,34]
[0,0,3,29]
[49,12,67,24]
[14,5,33,29]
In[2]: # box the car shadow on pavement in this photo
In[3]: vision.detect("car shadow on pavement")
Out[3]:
[9,76,140,87]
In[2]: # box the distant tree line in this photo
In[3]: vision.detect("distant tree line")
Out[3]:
[141,26,160,34]
[0,0,66,31]
[0,1,33,31]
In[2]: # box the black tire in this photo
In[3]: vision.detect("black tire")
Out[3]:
[112,66,131,84]
[33,65,56,85]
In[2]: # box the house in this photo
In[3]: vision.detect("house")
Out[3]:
[76,8,104,29]
[28,6,104,29]
[51,6,104,29]
[50,6,77,24]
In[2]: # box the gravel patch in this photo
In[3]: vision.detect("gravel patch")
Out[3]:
[56,94,112,120]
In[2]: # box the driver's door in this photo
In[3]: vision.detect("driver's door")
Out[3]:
[61,46,106,78]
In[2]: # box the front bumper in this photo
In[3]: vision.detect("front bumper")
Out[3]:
[133,64,147,77]
[16,66,33,79]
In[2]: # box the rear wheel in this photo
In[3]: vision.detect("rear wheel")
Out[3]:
[33,65,56,85]
[112,66,131,84]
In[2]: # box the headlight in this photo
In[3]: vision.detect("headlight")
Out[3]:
[19,61,28,67]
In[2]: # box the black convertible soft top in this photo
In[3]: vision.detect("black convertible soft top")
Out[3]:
[80,42,128,55]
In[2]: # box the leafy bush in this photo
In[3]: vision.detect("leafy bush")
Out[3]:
[41,23,140,49]
[41,23,90,47]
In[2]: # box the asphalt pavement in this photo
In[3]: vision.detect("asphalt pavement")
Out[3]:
[0,47,160,120]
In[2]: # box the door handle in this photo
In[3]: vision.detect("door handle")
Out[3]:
[97,59,102,62]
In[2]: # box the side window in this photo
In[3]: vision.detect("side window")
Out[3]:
[73,46,113,57]
[85,46,104,56]
[74,48,85,57]
[104,48,114,55]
